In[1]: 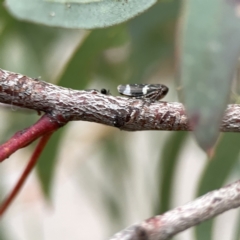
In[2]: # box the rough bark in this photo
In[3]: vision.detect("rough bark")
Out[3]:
[0,68,240,132]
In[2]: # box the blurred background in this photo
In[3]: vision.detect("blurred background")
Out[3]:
[1,0,240,240]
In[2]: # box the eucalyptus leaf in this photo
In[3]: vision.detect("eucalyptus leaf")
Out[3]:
[128,0,180,83]
[5,0,157,29]
[179,0,240,150]
[45,0,103,3]
[195,133,240,240]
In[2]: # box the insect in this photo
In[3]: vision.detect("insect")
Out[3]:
[117,84,168,101]
[100,88,111,95]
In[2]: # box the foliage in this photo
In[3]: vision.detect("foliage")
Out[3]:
[5,0,157,29]
[0,1,240,240]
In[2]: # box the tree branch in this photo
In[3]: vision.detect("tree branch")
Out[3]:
[0,68,239,132]
[1,69,240,237]
[109,180,240,240]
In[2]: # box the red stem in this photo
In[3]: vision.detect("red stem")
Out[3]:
[0,133,53,217]
[0,114,63,162]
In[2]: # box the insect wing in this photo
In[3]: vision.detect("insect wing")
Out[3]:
[118,84,139,97]
[118,84,150,97]
[117,84,168,100]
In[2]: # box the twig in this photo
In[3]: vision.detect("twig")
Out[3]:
[109,180,240,240]
[0,133,53,216]
[0,114,64,162]
[0,68,240,132]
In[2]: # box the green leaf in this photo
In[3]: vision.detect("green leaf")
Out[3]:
[155,132,187,214]
[0,1,69,78]
[5,0,157,29]
[57,25,128,88]
[195,133,240,240]
[46,0,104,3]
[179,0,240,150]
[36,128,65,197]
[128,0,180,83]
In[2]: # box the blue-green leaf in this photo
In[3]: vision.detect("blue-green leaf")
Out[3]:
[128,0,180,83]
[46,0,104,3]
[195,133,240,240]
[179,0,240,150]
[5,0,157,29]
